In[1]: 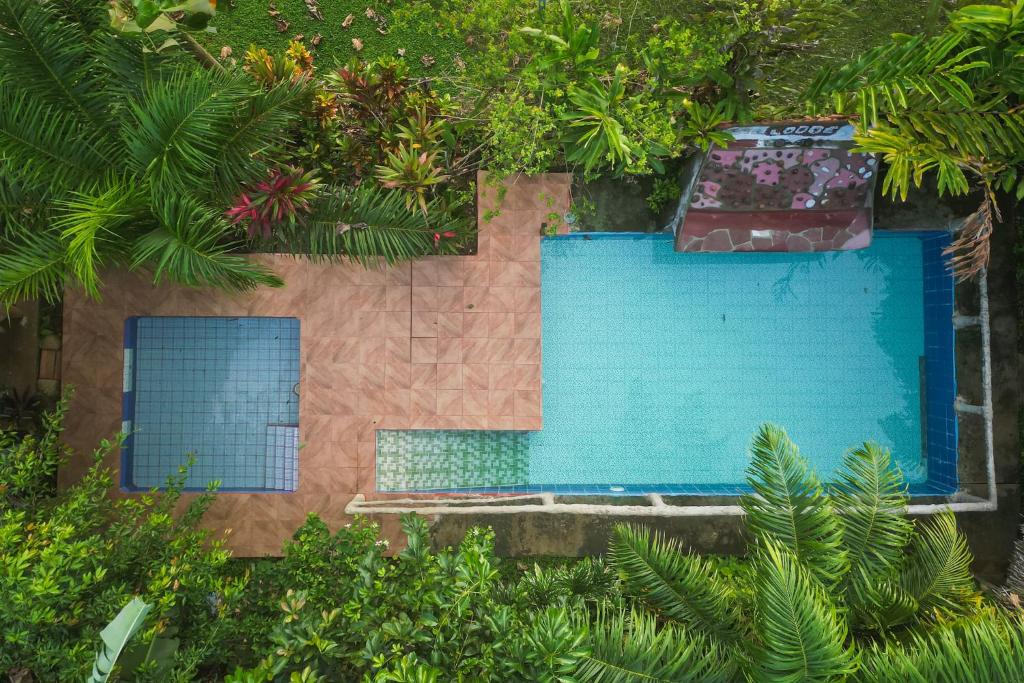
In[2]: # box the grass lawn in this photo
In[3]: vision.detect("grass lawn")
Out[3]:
[201,0,465,78]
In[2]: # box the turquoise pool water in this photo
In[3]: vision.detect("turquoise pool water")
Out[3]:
[376,232,957,494]
[534,234,924,487]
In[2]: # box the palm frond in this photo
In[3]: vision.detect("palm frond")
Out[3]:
[831,442,914,625]
[804,32,986,123]
[54,177,148,298]
[132,196,283,292]
[47,0,108,30]
[608,524,743,643]
[577,607,737,683]
[853,612,1024,683]
[0,171,46,232]
[0,87,114,191]
[899,510,976,616]
[750,540,855,683]
[126,69,249,197]
[92,32,173,107]
[0,229,66,304]
[211,79,309,200]
[889,110,1024,160]
[0,0,110,128]
[740,424,848,590]
[284,184,472,265]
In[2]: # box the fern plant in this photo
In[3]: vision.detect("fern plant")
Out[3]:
[805,0,1024,278]
[603,423,986,682]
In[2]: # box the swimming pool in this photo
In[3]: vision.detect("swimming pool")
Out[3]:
[377,231,957,495]
[121,316,300,491]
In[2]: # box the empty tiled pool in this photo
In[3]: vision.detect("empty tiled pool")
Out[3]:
[377,231,957,495]
[122,317,300,491]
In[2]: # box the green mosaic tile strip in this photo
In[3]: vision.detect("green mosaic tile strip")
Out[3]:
[376,430,529,491]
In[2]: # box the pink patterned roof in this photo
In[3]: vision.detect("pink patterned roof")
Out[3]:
[674,121,877,253]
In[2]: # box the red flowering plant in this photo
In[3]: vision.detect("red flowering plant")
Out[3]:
[226,167,321,240]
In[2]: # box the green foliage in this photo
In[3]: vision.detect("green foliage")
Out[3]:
[645,177,681,213]
[89,597,153,683]
[0,0,298,302]
[279,183,473,266]
[830,443,915,627]
[741,423,848,590]
[0,3,476,304]
[485,92,560,178]
[578,608,734,683]
[0,393,242,681]
[605,423,987,682]
[900,511,978,615]
[227,515,587,682]
[749,539,855,682]
[853,611,1024,682]
[806,0,1024,277]
[0,390,71,509]
[609,525,743,643]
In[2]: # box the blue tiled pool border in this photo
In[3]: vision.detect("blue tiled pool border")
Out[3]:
[378,229,959,497]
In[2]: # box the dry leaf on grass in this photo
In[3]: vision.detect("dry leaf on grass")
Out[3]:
[219,45,232,59]
[420,54,435,67]
[311,33,322,46]
[342,13,354,27]
[304,0,323,20]
[352,37,363,51]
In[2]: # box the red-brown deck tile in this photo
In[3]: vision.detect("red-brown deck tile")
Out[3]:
[410,337,437,363]
[411,311,437,337]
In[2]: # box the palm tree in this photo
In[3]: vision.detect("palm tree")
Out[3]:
[593,423,1024,682]
[0,0,472,305]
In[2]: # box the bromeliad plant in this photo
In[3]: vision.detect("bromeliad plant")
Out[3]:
[601,423,997,682]
[227,167,321,240]
[375,144,450,214]
[805,0,1024,279]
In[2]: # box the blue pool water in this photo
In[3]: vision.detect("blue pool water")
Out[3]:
[122,317,300,491]
[377,231,957,494]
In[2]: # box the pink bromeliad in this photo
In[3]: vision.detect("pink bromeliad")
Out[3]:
[226,167,320,240]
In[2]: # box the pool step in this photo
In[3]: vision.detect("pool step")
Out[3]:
[264,425,298,491]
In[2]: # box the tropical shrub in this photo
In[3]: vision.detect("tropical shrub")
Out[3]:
[0,391,68,510]
[600,423,985,681]
[0,395,243,681]
[225,514,591,682]
[806,0,1024,278]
